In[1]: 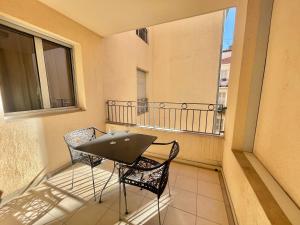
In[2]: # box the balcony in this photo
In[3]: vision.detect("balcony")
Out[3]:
[0,1,299,225]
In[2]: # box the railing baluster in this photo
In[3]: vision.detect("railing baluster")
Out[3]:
[180,109,182,130]
[192,109,194,132]
[153,107,156,128]
[112,105,114,122]
[127,106,129,124]
[131,106,133,124]
[186,109,188,131]
[174,109,177,130]
[198,110,202,132]
[107,102,110,121]
[158,108,161,127]
[164,108,166,128]
[144,107,146,125]
[219,111,223,135]
[205,110,208,133]
[169,108,171,129]
[148,107,151,127]
[118,105,120,123]
[122,105,125,123]
[212,108,216,134]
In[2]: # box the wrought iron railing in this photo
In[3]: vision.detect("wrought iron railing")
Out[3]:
[106,100,225,135]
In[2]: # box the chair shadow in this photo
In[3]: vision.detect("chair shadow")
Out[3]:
[0,163,172,225]
[0,185,67,225]
[0,163,118,225]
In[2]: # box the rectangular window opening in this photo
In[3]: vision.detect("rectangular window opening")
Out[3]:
[137,69,148,115]
[0,23,77,115]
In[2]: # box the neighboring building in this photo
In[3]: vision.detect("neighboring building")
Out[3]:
[218,49,231,107]
[214,49,232,133]
[102,11,224,105]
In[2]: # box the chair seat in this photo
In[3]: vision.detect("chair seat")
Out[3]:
[121,157,166,194]
[73,153,104,167]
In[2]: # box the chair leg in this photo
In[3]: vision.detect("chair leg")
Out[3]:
[123,182,128,214]
[99,162,116,203]
[91,167,96,201]
[71,165,75,189]
[140,173,144,190]
[168,181,171,196]
[118,166,122,220]
[157,195,162,225]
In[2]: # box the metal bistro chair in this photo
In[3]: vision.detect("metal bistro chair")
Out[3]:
[64,127,106,201]
[120,141,179,225]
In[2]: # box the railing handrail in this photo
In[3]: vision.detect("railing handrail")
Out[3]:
[106,99,223,107]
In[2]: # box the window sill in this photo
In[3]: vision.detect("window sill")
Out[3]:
[3,107,84,120]
[233,150,298,224]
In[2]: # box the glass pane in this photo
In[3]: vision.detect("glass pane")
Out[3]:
[0,25,42,112]
[42,40,75,108]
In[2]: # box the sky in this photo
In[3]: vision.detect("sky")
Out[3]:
[222,7,236,50]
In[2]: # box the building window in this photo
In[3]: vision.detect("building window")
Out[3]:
[137,69,148,115]
[218,90,227,106]
[136,28,148,44]
[220,70,228,81]
[0,24,76,114]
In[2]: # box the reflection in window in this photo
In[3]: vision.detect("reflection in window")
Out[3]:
[0,25,42,113]
[42,40,75,108]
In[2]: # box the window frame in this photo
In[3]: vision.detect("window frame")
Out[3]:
[136,68,148,115]
[0,18,80,118]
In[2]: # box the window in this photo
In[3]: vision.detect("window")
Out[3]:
[220,70,228,80]
[42,40,75,108]
[137,69,148,115]
[136,28,148,44]
[0,24,76,114]
[218,89,227,106]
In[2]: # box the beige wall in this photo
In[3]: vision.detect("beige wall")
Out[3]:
[221,0,275,224]
[151,11,223,103]
[253,0,300,207]
[0,0,105,198]
[103,12,223,104]
[102,31,152,101]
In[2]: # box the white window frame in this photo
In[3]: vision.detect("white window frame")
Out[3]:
[0,14,83,119]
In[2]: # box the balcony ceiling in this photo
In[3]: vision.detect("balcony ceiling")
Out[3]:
[38,0,236,36]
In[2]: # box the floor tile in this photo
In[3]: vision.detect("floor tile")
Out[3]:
[176,164,198,179]
[197,168,220,184]
[175,175,197,193]
[64,201,107,225]
[168,173,177,186]
[164,207,196,225]
[170,188,197,214]
[197,180,223,201]
[197,195,228,225]
[196,217,219,225]
[98,189,120,209]
[126,195,169,225]
[110,190,145,214]
[96,209,122,225]
[47,196,85,220]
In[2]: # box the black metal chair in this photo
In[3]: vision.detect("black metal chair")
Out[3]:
[64,127,106,201]
[120,141,179,225]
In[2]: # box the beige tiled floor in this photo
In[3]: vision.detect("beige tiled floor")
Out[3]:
[0,160,229,225]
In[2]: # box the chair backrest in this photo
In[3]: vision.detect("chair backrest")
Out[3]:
[64,127,97,162]
[158,141,179,196]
